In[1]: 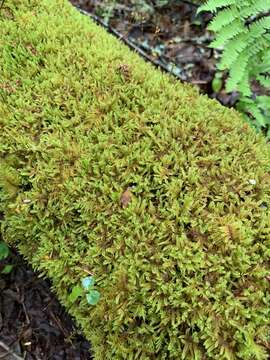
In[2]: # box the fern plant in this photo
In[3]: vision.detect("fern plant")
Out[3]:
[198,0,270,135]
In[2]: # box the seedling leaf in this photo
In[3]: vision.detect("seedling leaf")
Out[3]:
[1,264,13,274]
[82,276,95,290]
[69,285,83,303]
[86,290,101,305]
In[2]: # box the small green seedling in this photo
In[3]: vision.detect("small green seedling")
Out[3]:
[68,284,83,303]
[0,241,13,274]
[68,276,101,305]
[82,276,95,289]
[86,290,101,305]
[82,276,101,305]
[212,72,223,93]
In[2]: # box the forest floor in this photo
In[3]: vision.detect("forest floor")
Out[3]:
[71,0,239,107]
[0,250,92,359]
[0,1,239,359]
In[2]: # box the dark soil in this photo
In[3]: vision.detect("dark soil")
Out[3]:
[0,250,92,359]
[70,0,239,107]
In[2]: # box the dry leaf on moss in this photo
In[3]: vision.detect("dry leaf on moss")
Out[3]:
[120,188,132,208]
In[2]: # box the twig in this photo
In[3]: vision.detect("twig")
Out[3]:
[78,266,94,275]
[15,283,30,325]
[191,79,209,84]
[0,0,5,10]
[0,340,24,360]
[49,311,70,339]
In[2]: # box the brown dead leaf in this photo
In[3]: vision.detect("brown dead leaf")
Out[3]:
[120,188,132,208]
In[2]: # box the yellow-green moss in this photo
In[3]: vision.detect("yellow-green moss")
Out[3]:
[0,1,270,359]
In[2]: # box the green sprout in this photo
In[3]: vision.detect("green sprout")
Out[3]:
[68,276,101,305]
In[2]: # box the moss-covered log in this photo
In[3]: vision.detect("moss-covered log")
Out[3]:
[0,0,270,359]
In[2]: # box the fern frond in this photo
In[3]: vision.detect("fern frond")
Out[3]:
[225,37,267,93]
[220,23,269,70]
[257,96,270,113]
[218,32,248,69]
[247,16,270,38]
[198,0,236,14]
[257,75,270,88]
[201,0,270,133]
[260,49,270,70]
[208,7,239,32]
[198,0,270,135]
[241,0,270,18]
[226,52,249,92]
[238,98,266,128]
[236,72,251,97]
[209,19,246,48]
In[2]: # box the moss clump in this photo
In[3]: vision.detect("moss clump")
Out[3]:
[1,0,270,358]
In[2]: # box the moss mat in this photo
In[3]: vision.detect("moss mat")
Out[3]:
[0,1,270,358]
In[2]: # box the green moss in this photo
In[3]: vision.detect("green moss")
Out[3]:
[0,0,270,359]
